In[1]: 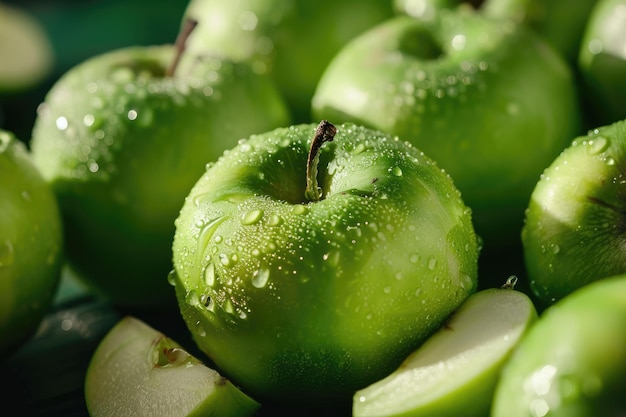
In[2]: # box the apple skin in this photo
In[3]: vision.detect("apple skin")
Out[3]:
[0,130,63,357]
[578,0,626,127]
[85,316,260,417]
[171,122,479,407]
[522,119,626,306]
[311,8,582,254]
[491,273,626,417]
[181,0,394,122]
[29,45,291,309]
[481,0,597,63]
[394,0,463,20]
[353,285,537,417]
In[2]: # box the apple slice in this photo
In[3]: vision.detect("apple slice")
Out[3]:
[84,316,260,417]
[353,281,537,417]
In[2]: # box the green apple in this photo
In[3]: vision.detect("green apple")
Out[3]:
[491,273,626,417]
[171,120,480,407]
[0,2,54,94]
[312,8,582,258]
[85,315,260,417]
[29,31,291,309]
[522,119,626,306]
[0,129,63,357]
[578,0,626,127]
[181,0,394,122]
[480,0,597,63]
[354,278,537,417]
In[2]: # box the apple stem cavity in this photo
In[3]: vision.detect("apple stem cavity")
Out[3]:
[166,17,198,78]
[305,120,337,202]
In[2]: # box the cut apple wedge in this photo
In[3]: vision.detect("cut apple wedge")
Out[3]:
[84,316,260,417]
[353,282,538,417]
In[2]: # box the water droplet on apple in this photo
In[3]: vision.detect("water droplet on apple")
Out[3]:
[587,136,609,155]
[252,268,270,288]
[166,269,177,286]
[0,240,14,267]
[223,299,235,314]
[353,143,366,154]
[186,289,200,307]
[203,262,216,287]
[268,214,283,226]
[427,256,438,270]
[410,253,420,264]
[55,116,68,131]
[604,156,615,166]
[391,166,403,176]
[550,244,560,255]
[291,204,308,215]
[241,209,263,225]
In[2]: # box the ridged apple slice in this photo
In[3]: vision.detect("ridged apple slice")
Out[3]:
[353,283,537,417]
[85,316,260,417]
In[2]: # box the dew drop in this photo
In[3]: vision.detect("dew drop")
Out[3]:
[55,116,68,131]
[550,244,560,255]
[427,256,438,270]
[197,216,226,255]
[268,213,283,226]
[223,299,235,314]
[252,268,270,288]
[410,253,420,264]
[241,209,263,225]
[166,269,177,286]
[391,166,403,176]
[587,136,609,155]
[204,263,216,286]
[186,290,200,307]
[0,240,14,267]
[291,204,308,215]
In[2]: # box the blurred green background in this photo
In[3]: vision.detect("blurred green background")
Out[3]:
[0,0,187,143]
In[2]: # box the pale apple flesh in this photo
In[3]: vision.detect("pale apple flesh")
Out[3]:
[84,316,260,417]
[353,284,537,417]
[522,119,626,306]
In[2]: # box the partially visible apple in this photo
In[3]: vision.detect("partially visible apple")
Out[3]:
[0,129,63,357]
[181,0,394,122]
[29,23,291,309]
[481,0,597,63]
[85,316,260,417]
[491,273,626,417]
[522,118,626,307]
[0,2,54,94]
[353,278,537,417]
[578,0,626,126]
[312,8,582,265]
[171,121,480,407]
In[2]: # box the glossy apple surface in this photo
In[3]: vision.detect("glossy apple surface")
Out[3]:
[181,0,394,121]
[491,273,626,417]
[312,8,582,254]
[171,121,479,407]
[354,282,537,417]
[85,316,260,417]
[29,44,291,309]
[0,130,63,357]
[522,119,626,306]
[578,0,626,126]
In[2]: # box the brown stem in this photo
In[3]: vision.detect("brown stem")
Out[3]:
[166,18,198,77]
[305,120,337,202]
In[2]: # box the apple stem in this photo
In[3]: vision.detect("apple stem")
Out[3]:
[501,275,518,289]
[305,120,337,202]
[166,17,198,77]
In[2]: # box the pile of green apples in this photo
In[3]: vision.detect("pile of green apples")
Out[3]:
[2,0,626,416]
